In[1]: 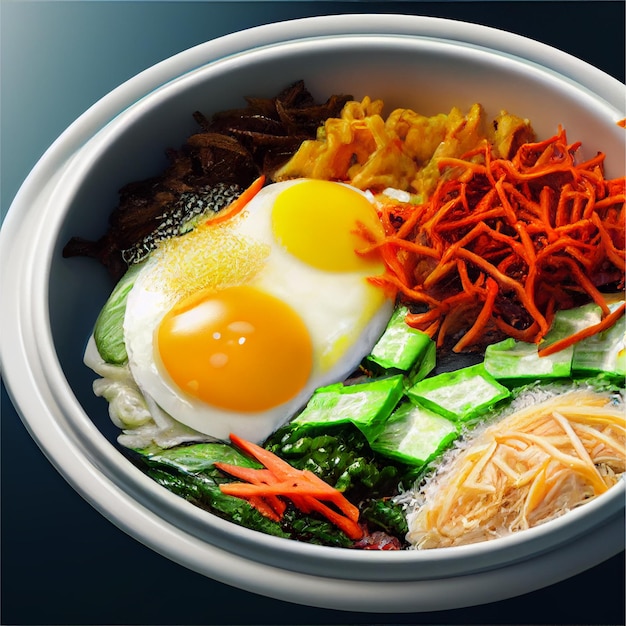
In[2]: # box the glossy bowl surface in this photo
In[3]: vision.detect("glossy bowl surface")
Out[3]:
[1,14,624,612]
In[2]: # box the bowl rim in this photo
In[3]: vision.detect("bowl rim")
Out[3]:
[1,13,625,612]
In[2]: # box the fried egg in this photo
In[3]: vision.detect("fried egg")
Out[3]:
[123,179,394,443]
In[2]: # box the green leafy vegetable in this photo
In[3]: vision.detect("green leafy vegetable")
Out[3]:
[135,443,356,546]
[139,441,260,473]
[146,466,290,538]
[265,423,419,497]
[94,261,144,364]
[360,498,409,538]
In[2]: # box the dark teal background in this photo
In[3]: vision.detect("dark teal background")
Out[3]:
[1,2,624,624]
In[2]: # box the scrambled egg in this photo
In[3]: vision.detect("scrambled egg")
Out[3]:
[273,97,534,200]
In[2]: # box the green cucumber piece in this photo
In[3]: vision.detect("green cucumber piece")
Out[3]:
[484,301,626,383]
[371,400,458,466]
[291,375,405,443]
[539,302,603,354]
[406,363,510,422]
[572,301,625,379]
[366,305,435,375]
[484,337,572,383]
[93,262,144,364]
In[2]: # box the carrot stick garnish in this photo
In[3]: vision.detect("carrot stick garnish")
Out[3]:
[206,175,265,226]
[217,433,364,540]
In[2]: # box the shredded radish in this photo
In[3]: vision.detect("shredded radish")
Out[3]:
[405,388,625,548]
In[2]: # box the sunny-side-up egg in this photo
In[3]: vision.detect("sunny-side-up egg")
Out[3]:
[122,178,395,443]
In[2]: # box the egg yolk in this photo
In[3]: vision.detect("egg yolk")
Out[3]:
[157,285,313,412]
[271,180,385,272]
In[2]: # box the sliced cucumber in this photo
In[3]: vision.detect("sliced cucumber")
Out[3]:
[291,375,405,443]
[366,305,435,377]
[371,400,458,466]
[484,337,572,383]
[406,363,510,422]
[572,301,626,379]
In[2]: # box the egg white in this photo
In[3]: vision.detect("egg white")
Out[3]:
[123,179,394,443]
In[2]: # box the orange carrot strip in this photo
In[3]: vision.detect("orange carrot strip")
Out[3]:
[575,152,607,171]
[504,186,544,222]
[245,496,283,522]
[456,258,479,294]
[206,175,265,226]
[538,186,558,239]
[421,196,464,235]
[591,212,626,271]
[580,178,597,220]
[453,278,499,353]
[436,299,476,348]
[422,259,458,289]
[299,498,364,540]
[361,237,441,260]
[436,157,488,175]
[494,317,541,343]
[437,221,488,265]
[301,470,360,522]
[223,433,362,538]
[456,248,550,335]
[368,274,441,306]
[595,194,626,210]
[538,303,625,357]
[228,432,300,481]
[555,184,576,227]
[534,236,591,265]
[405,307,445,328]
[214,462,287,517]
[494,176,520,226]
[214,462,276,485]
[435,207,507,231]
[220,478,361,534]
[556,257,611,315]
[219,480,340,500]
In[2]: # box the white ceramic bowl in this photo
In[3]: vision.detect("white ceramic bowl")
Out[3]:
[1,14,624,613]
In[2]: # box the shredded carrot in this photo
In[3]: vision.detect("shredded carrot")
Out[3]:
[206,175,266,226]
[217,433,363,540]
[371,128,625,352]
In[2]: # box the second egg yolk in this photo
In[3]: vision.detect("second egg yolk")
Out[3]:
[157,285,313,412]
